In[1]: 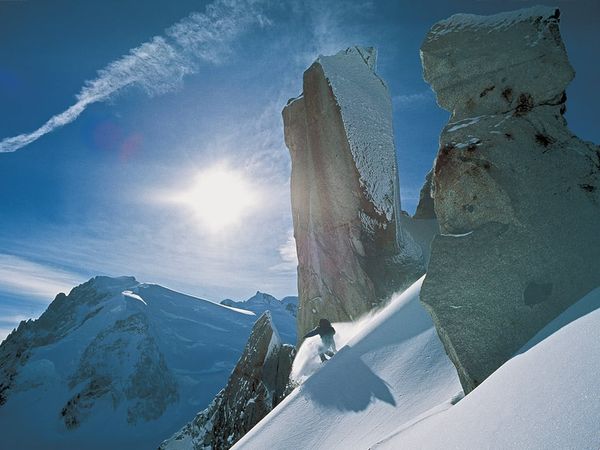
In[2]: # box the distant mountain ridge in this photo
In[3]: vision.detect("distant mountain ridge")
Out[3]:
[220,292,298,343]
[0,276,296,450]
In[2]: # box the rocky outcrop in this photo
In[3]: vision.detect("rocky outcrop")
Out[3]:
[220,292,298,344]
[64,312,178,428]
[160,312,295,450]
[412,169,435,220]
[420,6,600,393]
[283,46,425,340]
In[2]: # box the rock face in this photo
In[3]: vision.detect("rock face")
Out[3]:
[412,169,435,220]
[283,46,425,340]
[160,312,295,450]
[420,6,600,393]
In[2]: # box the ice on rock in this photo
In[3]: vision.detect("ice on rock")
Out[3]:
[428,5,562,37]
[318,46,395,219]
[421,6,572,119]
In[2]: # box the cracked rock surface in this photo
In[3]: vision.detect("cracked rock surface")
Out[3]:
[420,6,600,393]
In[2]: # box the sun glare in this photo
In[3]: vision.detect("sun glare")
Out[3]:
[170,165,260,232]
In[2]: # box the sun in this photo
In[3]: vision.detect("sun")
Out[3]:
[169,165,260,232]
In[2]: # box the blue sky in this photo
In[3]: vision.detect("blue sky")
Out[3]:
[1,0,598,340]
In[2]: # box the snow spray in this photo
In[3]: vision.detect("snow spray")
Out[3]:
[290,306,390,385]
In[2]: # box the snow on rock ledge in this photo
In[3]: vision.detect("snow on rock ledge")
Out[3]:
[420,6,600,393]
[318,47,395,219]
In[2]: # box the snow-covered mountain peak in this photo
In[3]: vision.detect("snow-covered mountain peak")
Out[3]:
[219,292,297,345]
[87,275,138,290]
[246,291,278,305]
[0,276,293,449]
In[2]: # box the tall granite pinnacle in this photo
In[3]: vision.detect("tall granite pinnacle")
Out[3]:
[283,46,425,340]
[420,6,600,393]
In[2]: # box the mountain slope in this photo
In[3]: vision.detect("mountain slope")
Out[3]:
[234,278,600,450]
[160,312,295,450]
[0,276,292,450]
[233,276,462,449]
[374,286,600,449]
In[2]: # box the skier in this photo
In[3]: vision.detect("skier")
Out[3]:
[303,318,337,362]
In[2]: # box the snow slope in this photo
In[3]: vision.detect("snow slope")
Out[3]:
[0,276,293,450]
[374,286,600,450]
[233,276,463,449]
[235,278,600,450]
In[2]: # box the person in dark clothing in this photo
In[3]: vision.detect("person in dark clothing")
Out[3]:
[303,318,337,362]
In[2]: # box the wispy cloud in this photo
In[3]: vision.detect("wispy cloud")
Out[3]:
[293,0,374,67]
[270,230,298,274]
[0,327,15,344]
[0,253,84,301]
[0,313,33,343]
[0,313,32,324]
[0,0,268,153]
[393,90,435,108]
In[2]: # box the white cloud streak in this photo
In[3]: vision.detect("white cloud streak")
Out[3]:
[292,0,373,68]
[270,230,298,274]
[0,328,15,343]
[393,90,435,108]
[0,253,84,301]
[0,0,268,153]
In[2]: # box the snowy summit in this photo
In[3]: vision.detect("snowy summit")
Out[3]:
[0,276,295,449]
